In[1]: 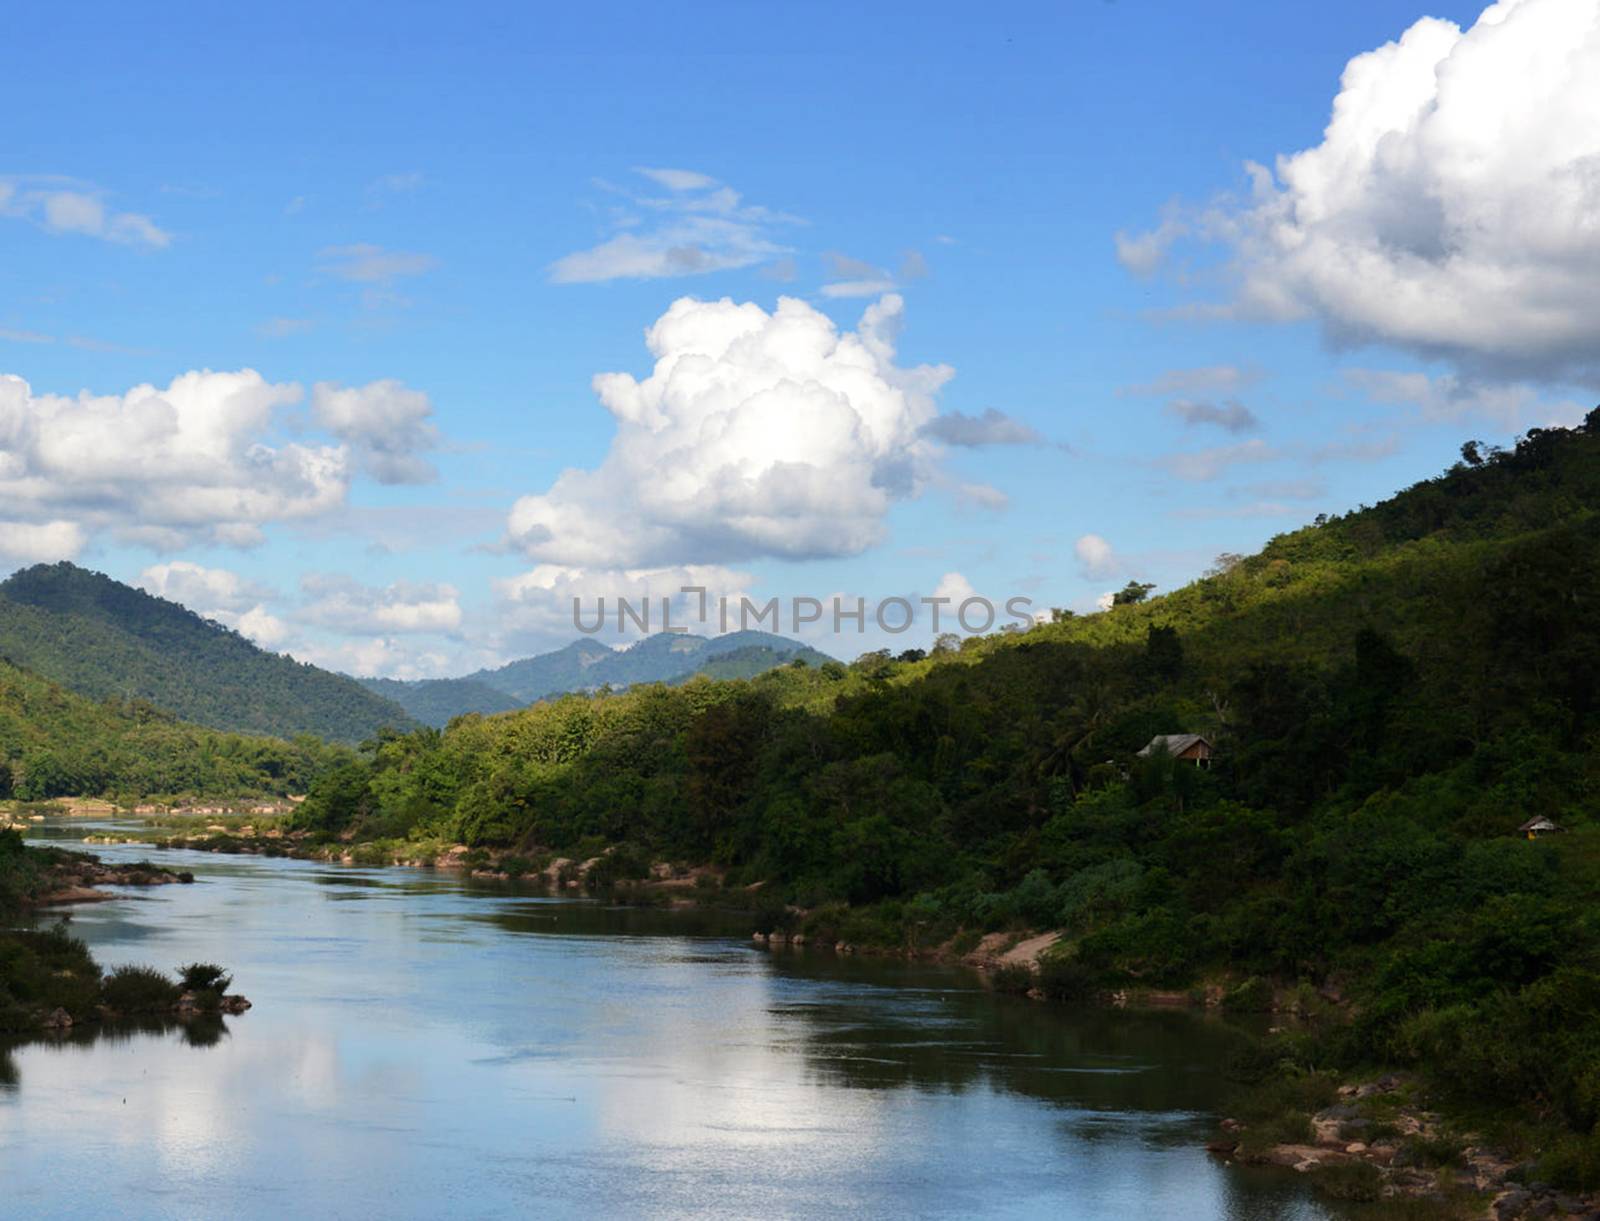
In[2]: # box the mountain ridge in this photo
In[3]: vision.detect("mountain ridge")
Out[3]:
[0,562,415,744]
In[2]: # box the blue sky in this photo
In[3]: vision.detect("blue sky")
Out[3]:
[3,0,1594,675]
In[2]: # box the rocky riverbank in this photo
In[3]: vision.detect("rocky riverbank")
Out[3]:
[1209,1074,1600,1219]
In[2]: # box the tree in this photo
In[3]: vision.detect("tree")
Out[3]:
[1112,581,1155,606]
[931,632,961,656]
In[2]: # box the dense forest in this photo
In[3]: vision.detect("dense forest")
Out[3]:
[0,563,414,743]
[296,414,1600,1167]
[0,658,347,800]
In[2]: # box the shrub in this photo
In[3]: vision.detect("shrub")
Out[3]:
[100,965,180,1012]
[1036,954,1097,1003]
[991,962,1034,995]
[178,963,232,995]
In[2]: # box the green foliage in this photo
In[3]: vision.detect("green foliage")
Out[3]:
[99,964,182,1012]
[0,657,347,799]
[282,420,1600,1142]
[178,963,232,995]
[0,561,414,742]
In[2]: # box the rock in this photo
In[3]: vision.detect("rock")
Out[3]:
[1205,1139,1238,1155]
[790,933,806,947]
[1494,1189,1533,1220]
[41,1007,73,1029]
[1346,1142,1367,1154]
[1322,1104,1362,1121]
[220,995,251,1014]
[752,932,767,943]
[1220,1118,1242,1133]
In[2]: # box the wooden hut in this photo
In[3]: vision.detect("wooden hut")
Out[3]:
[1136,734,1214,766]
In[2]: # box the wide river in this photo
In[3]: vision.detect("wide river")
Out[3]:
[3,819,1334,1219]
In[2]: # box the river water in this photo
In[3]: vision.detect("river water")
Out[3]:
[2,819,1331,1219]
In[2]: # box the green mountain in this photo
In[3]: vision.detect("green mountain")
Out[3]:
[373,631,834,726]
[302,414,1600,1159]
[0,657,343,800]
[358,675,521,727]
[0,562,415,744]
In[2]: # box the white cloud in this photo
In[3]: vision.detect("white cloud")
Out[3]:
[635,167,718,192]
[137,561,287,646]
[1168,399,1261,433]
[0,178,170,248]
[549,170,796,283]
[1074,533,1119,579]
[0,520,85,564]
[922,407,1043,447]
[310,379,439,484]
[819,279,898,299]
[496,562,752,648]
[138,561,270,613]
[1142,0,1600,379]
[1114,209,1186,277]
[933,571,978,605]
[236,605,289,648]
[316,244,437,284]
[287,635,454,681]
[0,370,347,550]
[1120,365,1261,398]
[507,293,953,567]
[298,574,463,635]
[1343,368,1587,428]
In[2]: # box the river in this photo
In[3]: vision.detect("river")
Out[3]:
[2,819,1331,1219]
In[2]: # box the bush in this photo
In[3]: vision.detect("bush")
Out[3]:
[178,962,232,995]
[100,965,181,1012]
[990,962,1034,995]
[1036,954,1097,1002]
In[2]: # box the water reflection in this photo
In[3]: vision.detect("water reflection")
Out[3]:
[0,819,1331,1219]
[1,1013,231,1091]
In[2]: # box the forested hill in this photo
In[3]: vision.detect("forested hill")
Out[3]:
[0,563,415,743]
[0,658,345,799]
[300,413,1600,1160]
[372,631,834,725]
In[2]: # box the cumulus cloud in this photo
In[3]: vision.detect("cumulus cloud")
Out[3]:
[507,293,952,567]
[0,369,440,553]
[1168,399,1261,433]
[138,561,271,613]
[496,562,752,647]
[549,169,797,284]
[1074,533,1119,579]
[923,407,1044,447]
[310,379,440,484]
[0,178,170,248]
[0,520,86,564]
[1131,0,1600,380]
[298,574,463,635]
[137,561,286,646]
[0,369,346,550]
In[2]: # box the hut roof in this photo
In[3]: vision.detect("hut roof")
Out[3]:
[1137,733,1211,758]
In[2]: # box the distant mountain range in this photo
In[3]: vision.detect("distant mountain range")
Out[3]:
[361,631,834,726]
[0,562,414,744]
[0,561,833,739]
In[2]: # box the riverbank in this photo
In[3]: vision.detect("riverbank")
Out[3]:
[1,831,250,1034]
